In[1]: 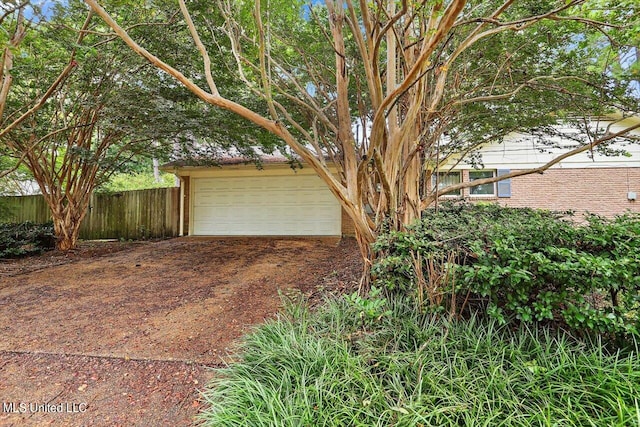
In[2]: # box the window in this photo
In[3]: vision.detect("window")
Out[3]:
[432,171,461,196]
[469,170,496,196]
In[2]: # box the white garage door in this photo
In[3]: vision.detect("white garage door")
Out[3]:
[192,174,341,236]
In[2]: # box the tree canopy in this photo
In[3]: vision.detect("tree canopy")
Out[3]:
[1,0,290,249]
[84,0,639,271]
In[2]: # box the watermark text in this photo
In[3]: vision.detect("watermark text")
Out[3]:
[2,401,87,414]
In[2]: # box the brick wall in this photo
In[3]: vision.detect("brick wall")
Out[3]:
[458,167,639,217]
[341,208,356,236]
[502,167,639,217]
[343,167,640,236]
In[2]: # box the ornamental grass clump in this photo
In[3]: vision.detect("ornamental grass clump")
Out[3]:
[198,296,640,426]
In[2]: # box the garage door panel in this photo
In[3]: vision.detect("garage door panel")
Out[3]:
[197,205,315,217]
[192,174,341,236]
[195,191,334,206]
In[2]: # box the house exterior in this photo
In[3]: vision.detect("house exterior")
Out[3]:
[164,118,638,237]
[162,157,355,237]
[432,117,640,218]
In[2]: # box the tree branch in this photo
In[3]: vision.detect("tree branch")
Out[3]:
[0,10,94,139]
[84,0,350,212]
[178,0,219,96]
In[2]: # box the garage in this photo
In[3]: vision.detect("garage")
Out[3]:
[190,172,341,236]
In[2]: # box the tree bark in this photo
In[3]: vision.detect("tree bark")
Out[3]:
[153,158,161,183]
[50,199,90,251]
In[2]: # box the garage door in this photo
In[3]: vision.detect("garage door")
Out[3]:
[192,174,341,236]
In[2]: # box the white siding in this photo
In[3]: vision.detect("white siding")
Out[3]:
[448,120,640,170]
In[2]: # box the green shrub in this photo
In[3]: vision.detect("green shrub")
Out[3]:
[199,296,640,426]
[0,198,14,222]
[0,222,56,258]
[97,171,176,193]
[372,203,640,339]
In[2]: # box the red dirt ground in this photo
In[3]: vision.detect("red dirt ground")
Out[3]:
[0,237,361,426]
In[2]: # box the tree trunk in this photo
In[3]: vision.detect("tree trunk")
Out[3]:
[51,212,84,251]
[354,233,376,292]
[152,158,161,183]
[48,196,91,251]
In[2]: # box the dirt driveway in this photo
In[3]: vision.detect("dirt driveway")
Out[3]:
[0,237,361,426]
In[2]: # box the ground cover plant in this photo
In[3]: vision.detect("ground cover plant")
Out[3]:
[0,221,55,258]
[372,203,640,340]
[199,204,640,425]
[199,296,640,426]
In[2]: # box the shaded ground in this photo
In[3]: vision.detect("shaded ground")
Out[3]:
[0,238,361,426]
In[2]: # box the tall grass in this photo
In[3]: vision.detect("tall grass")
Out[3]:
[198,296,640,426]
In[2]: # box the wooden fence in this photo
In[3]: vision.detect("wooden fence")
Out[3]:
[0,187,180,240]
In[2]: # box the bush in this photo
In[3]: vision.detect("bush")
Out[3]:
[0,198,14,222]
[372,203,640,340]
[199,296,640,426]
[96,172,176,193]
[0,222,56,258]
